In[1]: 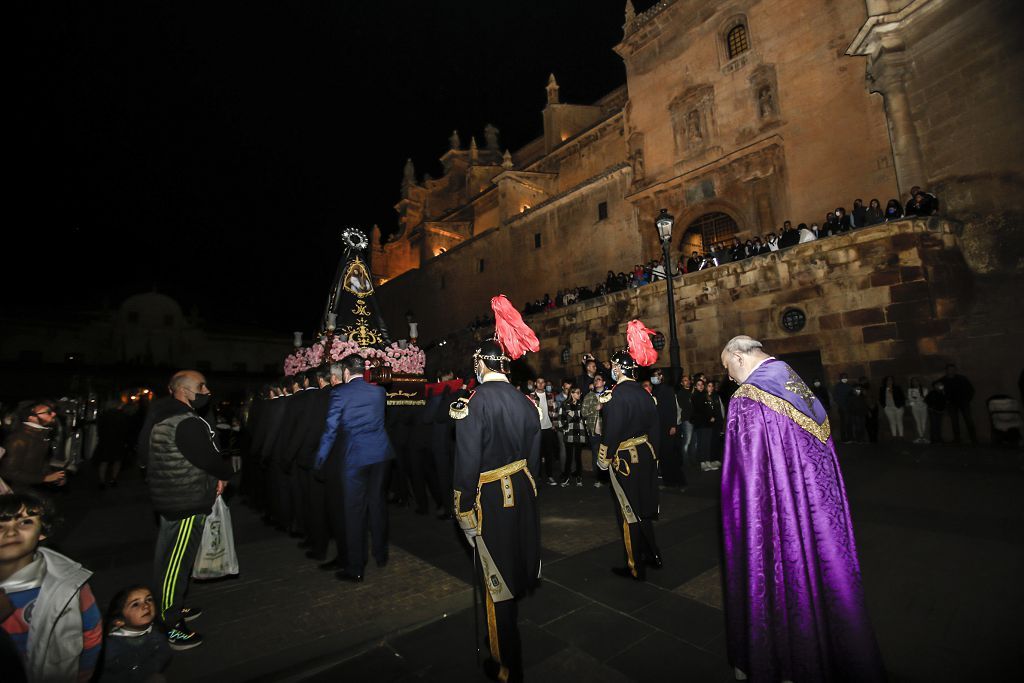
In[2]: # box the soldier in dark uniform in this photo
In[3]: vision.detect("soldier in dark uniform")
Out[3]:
[597,336,664,581]
[452,338,541,683]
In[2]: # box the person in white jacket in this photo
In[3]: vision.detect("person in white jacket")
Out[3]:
[0,492,102,683]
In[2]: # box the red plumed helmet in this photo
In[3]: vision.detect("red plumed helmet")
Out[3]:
[491,295,540,360]
[626,319,658,367]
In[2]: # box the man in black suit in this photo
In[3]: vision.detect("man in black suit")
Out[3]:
[778,220,800,248]
[283,366,334,559]
[650,368,685,488]
[597,346,663,581]
[267,376,305,535]
[453,339,541,683]
[943,364,976,444]
[257,381,290,526]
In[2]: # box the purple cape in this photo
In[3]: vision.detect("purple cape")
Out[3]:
[722,359,885,682]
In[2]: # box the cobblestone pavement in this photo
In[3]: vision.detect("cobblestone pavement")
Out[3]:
[48,441,1023,682]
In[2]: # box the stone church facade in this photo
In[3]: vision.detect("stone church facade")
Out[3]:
[374,0,902,331]
[372,0,1023,435]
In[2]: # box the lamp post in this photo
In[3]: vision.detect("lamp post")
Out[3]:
[655,208,682,385]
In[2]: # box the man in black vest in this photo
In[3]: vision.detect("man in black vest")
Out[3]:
[141,370,233,651]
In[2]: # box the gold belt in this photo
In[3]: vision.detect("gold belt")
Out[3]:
[616,435,649,451]
[612,435,655,477]
[479,459,528,484]
[477,459,535,509]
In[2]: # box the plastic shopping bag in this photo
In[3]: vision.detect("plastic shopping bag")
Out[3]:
[193,496,240,579]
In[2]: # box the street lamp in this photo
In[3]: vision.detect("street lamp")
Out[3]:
[655,208,682,385]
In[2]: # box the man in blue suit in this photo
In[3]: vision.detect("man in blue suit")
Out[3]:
[315,354,393,582]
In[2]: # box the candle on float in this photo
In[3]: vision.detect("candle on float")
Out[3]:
[327,313,337,330]
[293,331,303,348]
[408,322,418,339]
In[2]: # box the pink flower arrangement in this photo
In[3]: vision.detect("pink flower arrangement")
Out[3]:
[385,342,426,374]
[283,339,425,375]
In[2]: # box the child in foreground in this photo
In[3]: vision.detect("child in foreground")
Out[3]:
[101,585,172,682]
[0,492,102,682]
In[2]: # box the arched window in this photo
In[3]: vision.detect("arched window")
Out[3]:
[726,24,750,59]
[683,212,740,252]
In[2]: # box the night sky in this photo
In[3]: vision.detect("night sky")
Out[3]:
[11,1,650,336]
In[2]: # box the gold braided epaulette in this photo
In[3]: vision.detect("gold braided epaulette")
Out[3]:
[598,386,615,404]
[449,390,475,420]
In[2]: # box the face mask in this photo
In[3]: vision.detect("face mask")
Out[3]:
[189,392,212,411]
[853,388,862,395]
[841,378,848,383]
[545,385,552,393]
[611,368,620,382]
[813,381,820,387]
[476,372,485,384]
[651,377,662,385]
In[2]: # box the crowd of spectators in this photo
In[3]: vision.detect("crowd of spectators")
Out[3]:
[510,186,940,318]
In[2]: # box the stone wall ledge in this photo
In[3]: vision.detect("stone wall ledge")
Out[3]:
[523,217,956,324]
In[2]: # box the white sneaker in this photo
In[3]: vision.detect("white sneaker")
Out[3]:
[547,477,557,486]
[711,460,722,470]
[700,462,710,472]
[593,481,603,488]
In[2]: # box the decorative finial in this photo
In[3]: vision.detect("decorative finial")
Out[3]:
[502,149,513,169]
[449,130,461,150]
[402,158,415,185]
[546,73,560,105]
[484,123,500,151]
[469,136,478,161]
[625,0,636,24]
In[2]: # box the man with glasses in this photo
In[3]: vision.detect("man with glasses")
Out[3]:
[0,402,67,492]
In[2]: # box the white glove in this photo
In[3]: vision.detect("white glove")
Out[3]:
[462,527,478,548]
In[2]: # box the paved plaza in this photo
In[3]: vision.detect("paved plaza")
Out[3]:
[52,442,1022,682]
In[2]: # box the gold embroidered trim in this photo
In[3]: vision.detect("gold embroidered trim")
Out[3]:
[613,456,631,477]
[453,490,478,531]
[449,391,474,420]
[479,459,528,484]
[522,467,538,496]
[616,435,649,451]
[623,519,637,578]
[733,383,832,444]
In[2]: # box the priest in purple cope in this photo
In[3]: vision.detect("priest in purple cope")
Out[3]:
[719,336,886,682]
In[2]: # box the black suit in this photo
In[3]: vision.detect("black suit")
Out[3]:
[268,393,306,532]
[285,387,333,554]
[651,382,684,486]
[453,378,541,683]
[258,397,289,522]
[598,378,662,579]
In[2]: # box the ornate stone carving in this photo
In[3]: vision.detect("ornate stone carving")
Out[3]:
[670,84,716,159]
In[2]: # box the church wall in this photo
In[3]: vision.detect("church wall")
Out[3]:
[376,169,642,343]
[898,0,1024,275]
[902,0,1024,212]
[535,116,627,192]
[623,0,897,234]
[425,219,1022,439]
